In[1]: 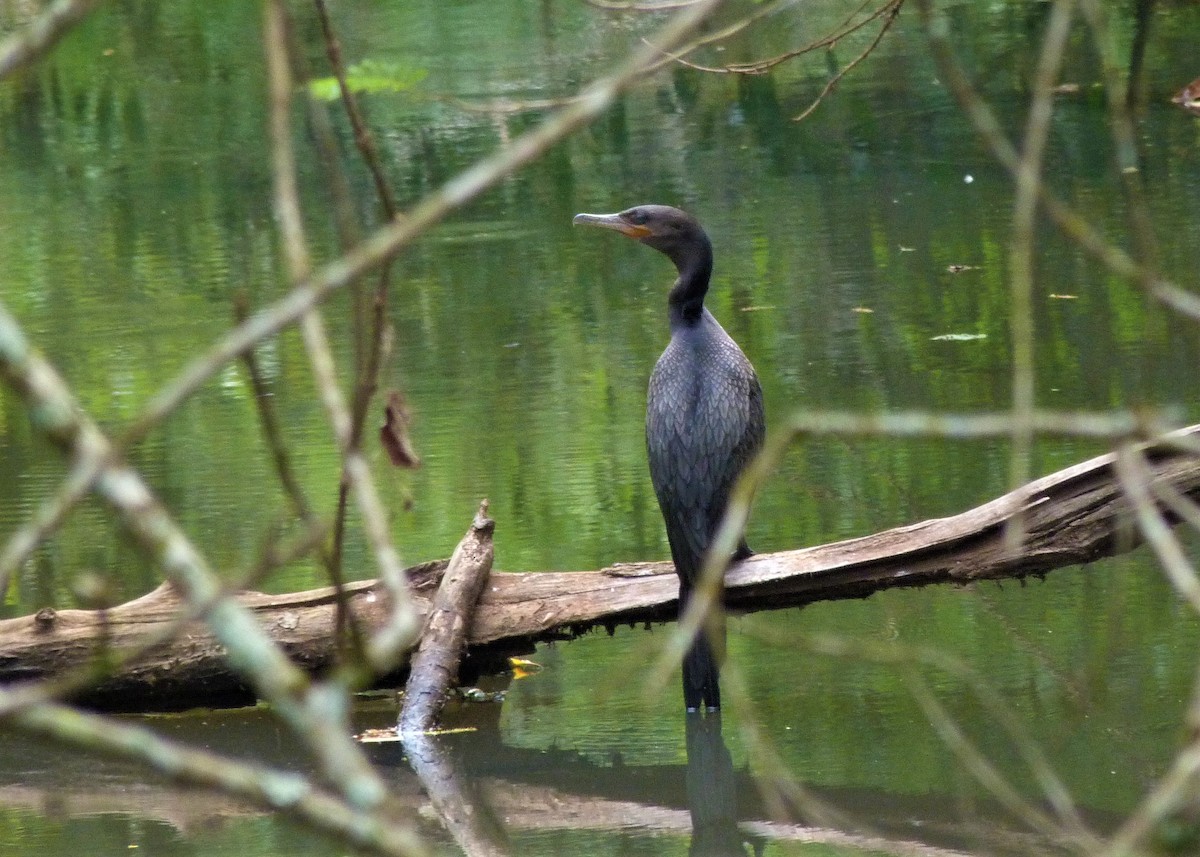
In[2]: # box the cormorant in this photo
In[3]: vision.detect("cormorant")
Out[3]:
[573,205,766,712]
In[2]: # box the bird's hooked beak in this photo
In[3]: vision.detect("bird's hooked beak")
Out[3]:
[572,212,652,239]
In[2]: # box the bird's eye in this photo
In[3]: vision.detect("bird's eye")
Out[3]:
[627,209,647,225]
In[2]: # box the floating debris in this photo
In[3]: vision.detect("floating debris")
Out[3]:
[1049,294,1079,300]
[931,333,988,342]
[1172,77,1200,116]
[946,264,980,273]
[852,307,874,314]
[459,687,506,703]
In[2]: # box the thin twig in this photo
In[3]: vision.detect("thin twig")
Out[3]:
[767,408,1165,440]
[904,667,1092,849]
[265,0,372,662]
[1114,446,1200,615]
[664,0,899,76]
[310,0,406,599]
[645,0,797,75]
[730,626,1101,849]
[793,0,903,121]
[719,665,863,829]
[1098,661,1200,857]
[312,0,399,217]
[1075,0,1160,280]
[584,0,702,10]
[234,296,319,524]
[1004,0,1077,551]
[0,450,103,603]
[648,405,1165,701]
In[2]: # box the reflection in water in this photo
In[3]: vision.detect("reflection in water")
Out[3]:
[2,0,1200,853]
[405,731,511,857]
[684,712,750,857]
[0,695,1127,855]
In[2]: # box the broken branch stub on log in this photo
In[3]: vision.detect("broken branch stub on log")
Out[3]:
[399,501,495,735]
[2,427,1199,710]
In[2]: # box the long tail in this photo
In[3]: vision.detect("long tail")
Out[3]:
[679,583,725,712]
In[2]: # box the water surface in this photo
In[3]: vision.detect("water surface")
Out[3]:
[1,0,1200,854]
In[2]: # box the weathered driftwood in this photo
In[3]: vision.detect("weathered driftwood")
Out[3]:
[1,428,1199,710]
[399,502,495,735]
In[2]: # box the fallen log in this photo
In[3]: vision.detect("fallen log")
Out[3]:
[399,501,495,735]
[1,427,1198,711]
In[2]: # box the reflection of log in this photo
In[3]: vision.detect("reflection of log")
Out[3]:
[400,502,495,734]
[0,712,1114,857]
[1,430,1199,710]
[404,732,510,856]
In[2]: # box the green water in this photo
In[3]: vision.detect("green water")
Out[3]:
[1,0,1200,854]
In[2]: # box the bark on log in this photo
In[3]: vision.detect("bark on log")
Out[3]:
[1,428,1198,711]
[399,501,495,735]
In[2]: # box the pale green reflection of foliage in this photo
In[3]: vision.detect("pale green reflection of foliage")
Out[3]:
[307,61,428,101]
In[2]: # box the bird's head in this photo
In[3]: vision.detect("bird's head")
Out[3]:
[573,205,709,271]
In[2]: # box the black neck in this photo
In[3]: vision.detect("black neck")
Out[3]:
[666,240,713,328]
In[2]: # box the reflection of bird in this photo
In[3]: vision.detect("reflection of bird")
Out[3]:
[685,712,750,856]
[574,205,765,712]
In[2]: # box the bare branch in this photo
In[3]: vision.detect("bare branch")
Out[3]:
[1005,0,1077,550]
[1099,729,1200,856]
[1,699,429,857]
[265,0,369,660]
[0,449,104,604]
[312,0,399,219]
[651,405,1169,701]
[234,296,319,524]
[792,0,902,121]
[122,0,730,444]
[913,0,1200,322]
[265,0,418,673]
[309,0,409,599]
[0,298,387,809]
[1114,446,1200,615]
[584,0,702,10]
[0,0,104,80]
[0,519,328,718]
[904,667,1092,849]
